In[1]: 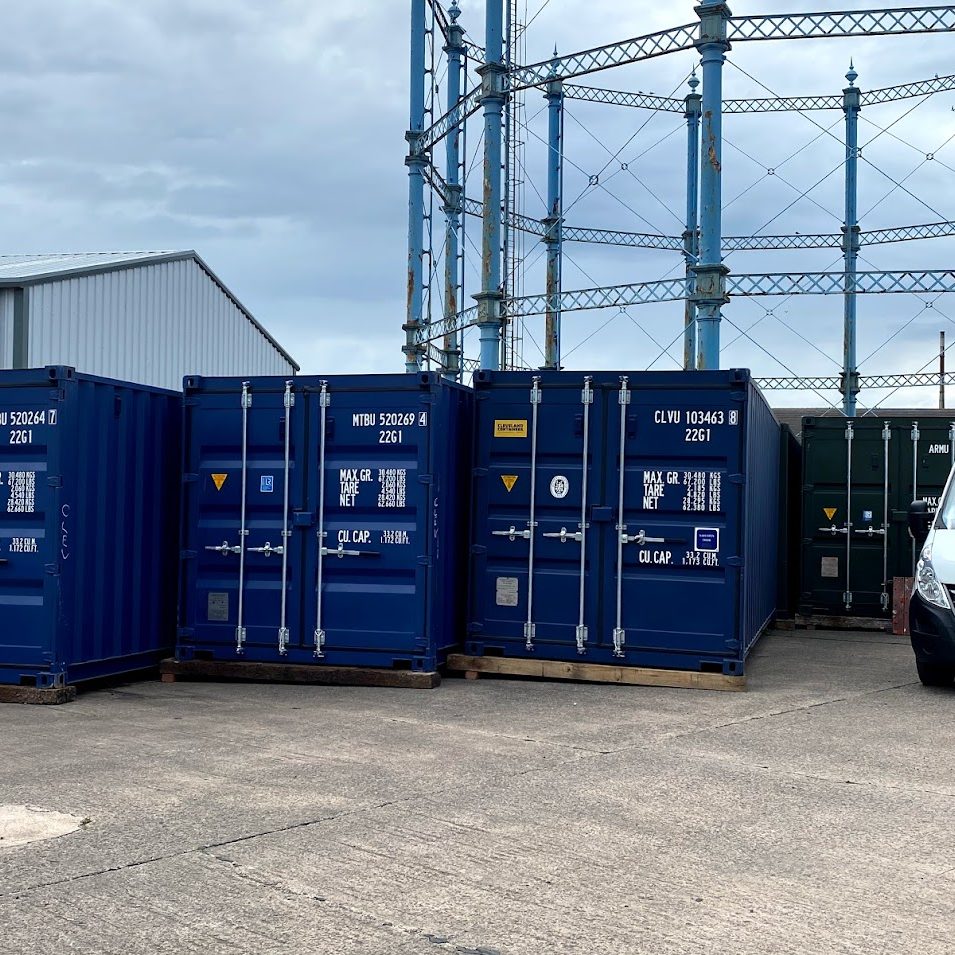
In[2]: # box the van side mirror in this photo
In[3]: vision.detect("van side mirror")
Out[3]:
[908,500,932,548]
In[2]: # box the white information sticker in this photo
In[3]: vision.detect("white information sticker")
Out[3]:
[549,475,570,499]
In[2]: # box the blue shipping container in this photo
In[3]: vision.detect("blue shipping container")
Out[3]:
[0,367,181,689]
[178,373,472,671]
[468,369,780,676]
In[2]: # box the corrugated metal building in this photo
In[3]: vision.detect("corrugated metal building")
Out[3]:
[0,251,298,389]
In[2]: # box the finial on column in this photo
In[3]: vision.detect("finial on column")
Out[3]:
[846,60,858,86]
[548,46,559,78]
[689,68,700,93]
[449,0,460,21]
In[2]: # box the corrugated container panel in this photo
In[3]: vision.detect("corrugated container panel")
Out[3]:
[0,290,13,368]
[467,369,780,677]
[178,373,473,671]
[800,415,955,618]
[25,258,293,390]
[0,367,181,688]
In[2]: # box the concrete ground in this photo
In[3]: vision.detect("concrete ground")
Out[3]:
[0,630,952,955]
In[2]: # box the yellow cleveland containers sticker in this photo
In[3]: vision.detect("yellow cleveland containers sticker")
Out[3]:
[494,419,528,438]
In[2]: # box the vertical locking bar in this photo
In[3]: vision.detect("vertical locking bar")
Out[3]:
[844,420,853,610]
[314,382,330,657]
[575,376,592,653]
[278,381,294,654]
[880,421,891,611]
[524,376,542,650]
[236,382,252,653]
[912,420,920,571]
[612,377,630,657]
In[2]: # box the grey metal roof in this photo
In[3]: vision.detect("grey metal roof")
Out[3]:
[0,250,299,371]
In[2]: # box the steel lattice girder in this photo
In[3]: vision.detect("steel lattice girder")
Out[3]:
[755,372,955,390]
[729,270,955,296]
[727,7,955,42]
[563,73,955,114]
[509,23,698,92]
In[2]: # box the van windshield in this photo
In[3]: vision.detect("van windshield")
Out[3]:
[937,479,955,529]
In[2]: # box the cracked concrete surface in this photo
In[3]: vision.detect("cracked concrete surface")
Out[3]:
[0,630,952,954]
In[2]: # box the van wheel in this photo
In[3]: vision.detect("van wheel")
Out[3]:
[916,660,955,687]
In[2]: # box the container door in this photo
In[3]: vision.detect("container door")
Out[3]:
[470,376,602,657]
[0,395,56,675]
[302,382,432,664]
[603,379,743,664]
[845,421,894,614]
[185,380,305,657]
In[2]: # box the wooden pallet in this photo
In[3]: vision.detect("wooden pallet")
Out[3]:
[0,684,78,705]
[794,614,892,633]
[446,654,745,692]
[159,658,440,690]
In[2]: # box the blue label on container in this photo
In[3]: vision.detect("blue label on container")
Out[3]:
[695,527,719,552]
[862,509,873,521]
[260,475,274,494]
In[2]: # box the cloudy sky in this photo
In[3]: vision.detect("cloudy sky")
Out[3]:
[2,1,953,408]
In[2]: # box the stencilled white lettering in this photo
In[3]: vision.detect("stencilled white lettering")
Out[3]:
[642,470,665,510]
[682,471,722,513]
[377,469,407,508]
[338,468,375,507]
[9,537,38,554]
[5,471,36,513]
[381,529,411,545]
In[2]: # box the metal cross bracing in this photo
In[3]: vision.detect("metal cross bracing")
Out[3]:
[405,0,955,411]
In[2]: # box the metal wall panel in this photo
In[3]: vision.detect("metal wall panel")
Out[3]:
[0,366,181,688]
[468,370,781,676]
[24,258,294,390]
[178,373,473,670]
[0,290,12,369]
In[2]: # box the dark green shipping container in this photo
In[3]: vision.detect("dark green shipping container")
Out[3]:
[800,416,955,618]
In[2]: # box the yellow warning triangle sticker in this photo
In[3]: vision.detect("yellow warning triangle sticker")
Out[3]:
[823,507,837,520]
[501,474,519,492]
[211,473,228,491]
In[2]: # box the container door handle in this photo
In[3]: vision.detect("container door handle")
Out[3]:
[853,526,886,538]
[620,530,665,546]
[542,527,584,543]
[247,542,285,557]
[205,541,242,556]
[492,525,532,541]
[319,543,377,559]
[818,524,850,535]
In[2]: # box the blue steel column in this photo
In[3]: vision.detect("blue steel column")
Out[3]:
[693,2,731,370]
[404,0,427,372]
[683,72,702,371]
[842,63,861,416]
[442,1,466,378]
[543,56,563,369]
[474,0,506,371]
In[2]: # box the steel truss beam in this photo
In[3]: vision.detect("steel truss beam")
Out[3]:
[415,269,955,344]
[564,72,955,114]
[755,371,955,390]
[727,7,955,42]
